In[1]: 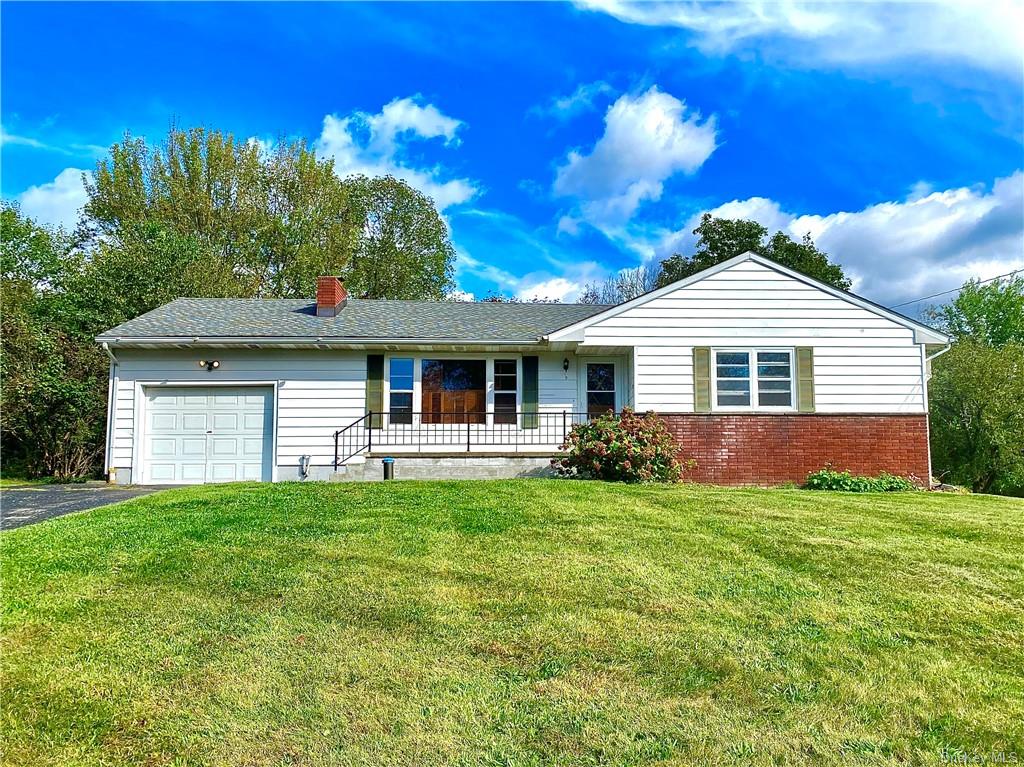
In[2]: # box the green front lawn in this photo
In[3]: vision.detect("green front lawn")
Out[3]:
[2,481,1022,765]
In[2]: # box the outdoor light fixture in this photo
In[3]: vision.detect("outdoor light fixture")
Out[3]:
[198,359,220,371]
[562,358,570,372]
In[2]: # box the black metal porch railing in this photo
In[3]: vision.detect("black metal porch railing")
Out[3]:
[333,411,596,469]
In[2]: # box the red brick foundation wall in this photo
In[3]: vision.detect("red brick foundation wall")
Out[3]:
[660,414,930,486]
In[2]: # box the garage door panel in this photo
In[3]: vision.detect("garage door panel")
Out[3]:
[149,464,177,482]
[151,413,177,430]
[181,413,207,431]
[144,386,272,484]
[181,463,207,482]
[212,413,238,430]
[209,463,238,482]
[182,438,206,456]
[211,437,238,456]
[151,438,176,457]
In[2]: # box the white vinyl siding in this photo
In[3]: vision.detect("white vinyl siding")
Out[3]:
[110,349,366,477]
[538,352,579,414]
[578,259,926,414]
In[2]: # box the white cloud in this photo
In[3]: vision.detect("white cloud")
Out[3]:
[1,127,52,151]
[315,96,476,211]
[577,0,1024,78]
[553,86,718,229]
[448,289,476,302]
[649,171,1024,308]
[456,247,522,289]
[17,168,90,230]
[516,277,584,303]
[530,81,614,121]
[1,125,108,159]
[366,97,461,155]
[557,214,583,236]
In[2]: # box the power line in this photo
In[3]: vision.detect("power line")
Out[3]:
[893,268,1024,308]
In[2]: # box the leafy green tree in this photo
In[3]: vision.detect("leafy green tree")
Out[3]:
[928,340,1024,495]
[343,175,455,300]
[1,205,107,478]
[926,275,1024,495]
[926,275,1024,346]
[63,224,242,338]
[656,214,851,290]
[84,126,361,298]
[1,202,69,288]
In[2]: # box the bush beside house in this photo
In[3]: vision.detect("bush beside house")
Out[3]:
[553,408,685,483]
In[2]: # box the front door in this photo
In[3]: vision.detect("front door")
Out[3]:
[585,362,617,418]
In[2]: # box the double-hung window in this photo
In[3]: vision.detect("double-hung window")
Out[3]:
[714,349,794,409]
[493,360,517,425]
[389,357,414,424]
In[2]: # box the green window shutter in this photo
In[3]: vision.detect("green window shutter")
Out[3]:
[796,347,815,413]
[366,354,384,428]
[693,347,711,413]
[521,356,539,429]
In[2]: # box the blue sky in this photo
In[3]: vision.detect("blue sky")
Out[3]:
[2,1,1022,311]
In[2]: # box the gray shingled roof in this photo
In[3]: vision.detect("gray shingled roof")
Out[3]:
[96,298,612,343]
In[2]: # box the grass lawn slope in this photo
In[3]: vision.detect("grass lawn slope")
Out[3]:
[2,480,1022,766]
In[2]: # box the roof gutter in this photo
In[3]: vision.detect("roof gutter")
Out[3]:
[96,335,550,347]
[922,342,952,384]
[925,343,951,363]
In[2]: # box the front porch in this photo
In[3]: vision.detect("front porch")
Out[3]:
[334,410,593,468]
[335,348,635,468]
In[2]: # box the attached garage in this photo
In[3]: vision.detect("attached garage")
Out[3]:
[141,386,274,484]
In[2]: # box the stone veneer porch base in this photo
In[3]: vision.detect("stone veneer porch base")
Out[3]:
[660,413,931,486]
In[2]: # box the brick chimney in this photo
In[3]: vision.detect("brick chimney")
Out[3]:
[316,276,348,317]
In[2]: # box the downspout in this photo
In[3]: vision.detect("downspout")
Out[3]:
[921,343,951,488]
[101,342,119,483]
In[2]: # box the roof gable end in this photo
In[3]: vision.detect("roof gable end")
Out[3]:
[545,251,949,345]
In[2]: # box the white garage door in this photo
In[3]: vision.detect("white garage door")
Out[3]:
[143,386,274,484]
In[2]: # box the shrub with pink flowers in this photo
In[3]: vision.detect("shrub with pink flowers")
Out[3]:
[552,407,684,483]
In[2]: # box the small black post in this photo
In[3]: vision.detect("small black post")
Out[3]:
[466,419,471,452]
[382,457,395,480]
[367,412,373,454]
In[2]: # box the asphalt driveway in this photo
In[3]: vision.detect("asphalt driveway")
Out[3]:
[1,483,166,530]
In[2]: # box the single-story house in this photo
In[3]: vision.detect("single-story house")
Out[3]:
[96,252,950,485]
